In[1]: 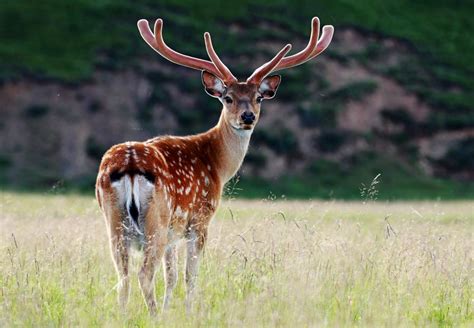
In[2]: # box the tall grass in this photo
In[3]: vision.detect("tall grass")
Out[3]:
[0,192,472,326]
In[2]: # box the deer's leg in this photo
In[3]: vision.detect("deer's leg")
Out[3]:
[162,244,178,310]
[185,225,208,312]
[104,203,130,309]
[138,197,169,315]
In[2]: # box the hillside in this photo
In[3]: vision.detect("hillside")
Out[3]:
[0,0,473,199]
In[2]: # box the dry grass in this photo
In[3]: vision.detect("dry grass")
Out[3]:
[0,192,472,327]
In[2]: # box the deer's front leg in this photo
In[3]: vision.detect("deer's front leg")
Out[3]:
[138,197,169,315]
[185,226,207,312]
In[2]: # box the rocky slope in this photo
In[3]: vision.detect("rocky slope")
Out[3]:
[0,26,472,190]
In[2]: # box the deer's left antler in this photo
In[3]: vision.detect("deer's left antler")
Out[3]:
[247,17,334,84]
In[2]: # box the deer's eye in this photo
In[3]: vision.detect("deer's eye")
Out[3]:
[256,96,263,103]
[224,96,233,104]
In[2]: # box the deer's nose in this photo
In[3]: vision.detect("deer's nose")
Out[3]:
[241,111,255,124]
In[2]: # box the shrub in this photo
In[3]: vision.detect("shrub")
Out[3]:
[253,127,299,156]
[88,100,102,113]
[381,107,414,127]
[297,103,337,128]
[245,150,267,167]
[23,105,49,119]
[85,136,107,161]
[435,137,474,172]
[328,80,378,102]
[316,130,347,153]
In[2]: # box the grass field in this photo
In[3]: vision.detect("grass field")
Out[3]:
[0,192,472,326]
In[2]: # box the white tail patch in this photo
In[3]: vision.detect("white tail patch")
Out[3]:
[133,175,155,217]
[111,174,155,236]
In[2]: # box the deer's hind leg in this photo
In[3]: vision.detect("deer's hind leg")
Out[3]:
[102,199,130,309]
[162,244,178,311]
[138,195,170,315]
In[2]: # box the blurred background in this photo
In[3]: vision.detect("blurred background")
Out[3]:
[0,0,473,199]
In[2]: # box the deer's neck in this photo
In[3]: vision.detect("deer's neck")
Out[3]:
[207,110,252,185]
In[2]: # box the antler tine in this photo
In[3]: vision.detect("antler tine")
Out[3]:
[271,17,320,71]
[137,19,226,81]
[247,44,292,84]
[246,17,334,83]
[274,23,334,72]
[308,25,334,58]
[204,32,238,84]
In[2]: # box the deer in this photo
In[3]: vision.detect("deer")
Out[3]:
[95,16,334,314]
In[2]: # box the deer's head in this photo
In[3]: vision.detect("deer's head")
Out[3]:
[138,18,334,132]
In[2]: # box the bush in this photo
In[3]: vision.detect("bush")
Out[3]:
[297,103,337,128]
[23,105,49,119]
[245,150,267,167]
[381,107,414,127]
[435,137,474,172]
[85,136,107,161]
[328,81,378,102]
[253,127,299,156]
[88,100,102,113]
[316,130,347,153]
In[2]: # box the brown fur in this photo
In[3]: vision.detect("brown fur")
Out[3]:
[101,17,333,314]
[95,77,277,312]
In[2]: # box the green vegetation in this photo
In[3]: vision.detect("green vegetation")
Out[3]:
[384,57,474,132]
[436,137,474,174]
[253,127,300,156]
[236,152,474,200]
[1,0,473,81]
[85,136,108,161]
[327,81,378,102]
[23,105,50,119]
[315,130,347,153]
[1,193,472,326]
[1,0,473,198]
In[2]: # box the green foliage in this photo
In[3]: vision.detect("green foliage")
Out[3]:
[0,153,11,185]
[316,130,347,153]
[380,107,417,143]
[384,57,473,132]
[275,67,314,101]
[236,152,474,200]
[297,102,338,128]
[85,136,107,161]
[23,105,50,119]
[1,0,473,198]
[87,100,103,113]
[381,107,414,127]
[1,0,473,83]
[435,137,474,173]
[328,81,378,102]
[350,41,384,64]
[245,150,267,167]
[253,127,299,156]
[427,111,474,131]
[0,154,11,168]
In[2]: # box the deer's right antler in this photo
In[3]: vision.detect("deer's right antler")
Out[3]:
[137,19,238,85]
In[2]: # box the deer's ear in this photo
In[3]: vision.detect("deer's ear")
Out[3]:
[202,71,226,98]
[259,75,281,99]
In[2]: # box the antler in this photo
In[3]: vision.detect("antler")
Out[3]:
[137,19,237,84]
[247,17,334,84]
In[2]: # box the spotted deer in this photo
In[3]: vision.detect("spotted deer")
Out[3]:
[95,17,333,314]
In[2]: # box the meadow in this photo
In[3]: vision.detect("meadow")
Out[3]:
[0,192,472,326]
